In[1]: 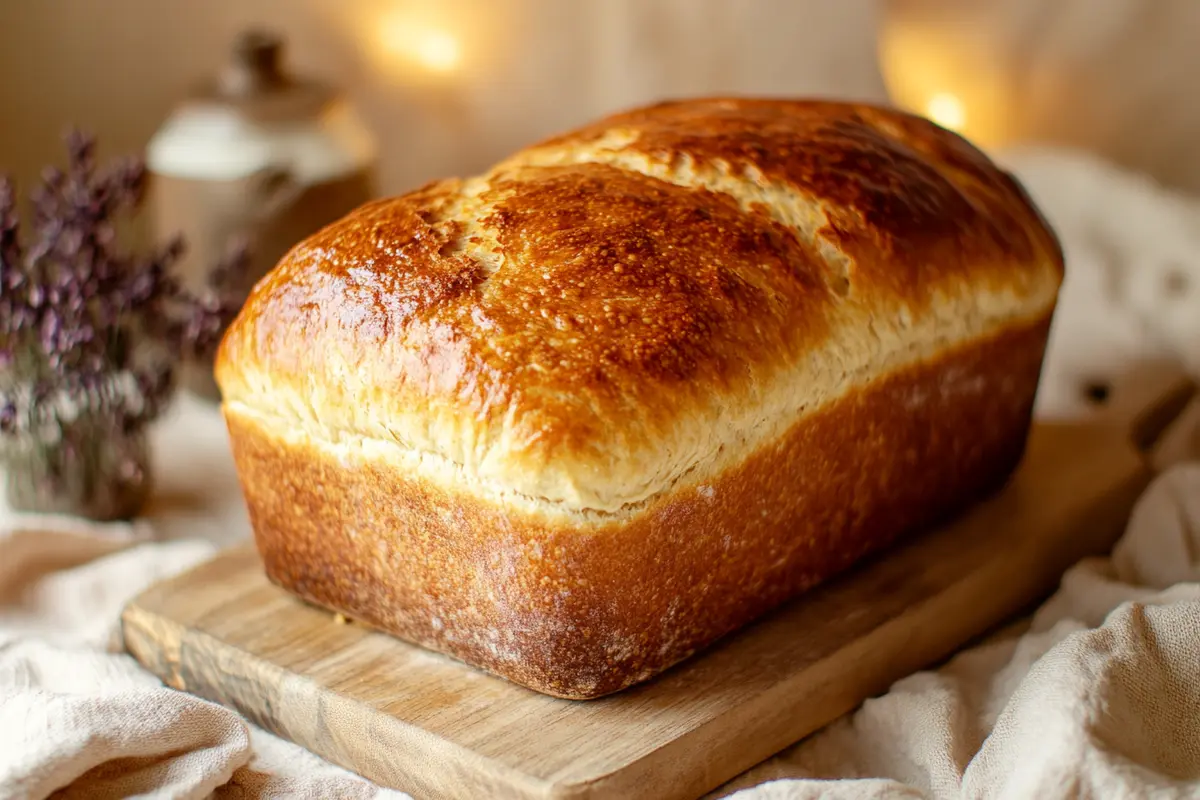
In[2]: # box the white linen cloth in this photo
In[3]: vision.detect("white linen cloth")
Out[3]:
[3,147,1200,799]
[0,410,406,800]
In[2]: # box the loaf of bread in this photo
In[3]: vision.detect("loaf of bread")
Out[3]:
[215,98,1063,699]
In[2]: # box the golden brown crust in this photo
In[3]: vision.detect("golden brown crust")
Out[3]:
[521,97,1063,291]
[225,315,1050,699]
[215,97,1062,515]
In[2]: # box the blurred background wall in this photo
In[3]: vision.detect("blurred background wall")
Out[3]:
[0,0,886,197]
[4,0,1200,199]
[880,0,1200,194]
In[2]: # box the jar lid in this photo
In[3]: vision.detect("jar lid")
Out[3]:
[186,30,336,123]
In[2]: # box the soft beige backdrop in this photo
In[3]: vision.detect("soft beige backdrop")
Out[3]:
[880,0,1200,195]
[0,0,886,199]
[5,1,1200,217]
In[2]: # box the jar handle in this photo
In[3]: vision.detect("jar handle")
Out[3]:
[246,164,304,220]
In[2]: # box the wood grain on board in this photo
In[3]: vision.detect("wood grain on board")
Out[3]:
[123,401,1181,799]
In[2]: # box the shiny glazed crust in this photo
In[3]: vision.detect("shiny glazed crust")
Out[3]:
[216,98,1063,698]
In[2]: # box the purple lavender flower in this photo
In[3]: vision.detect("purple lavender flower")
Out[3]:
[0,130,247,444]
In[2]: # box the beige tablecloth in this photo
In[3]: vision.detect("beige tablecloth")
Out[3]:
[3,147,1200,799]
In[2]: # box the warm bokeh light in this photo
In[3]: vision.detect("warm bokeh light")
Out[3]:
[378,11,462,75]
[879,13,1014,149]
[411,29,460,73]
[925,92,965,132]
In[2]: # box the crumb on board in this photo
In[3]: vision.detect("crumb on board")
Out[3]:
[333,613,349,625]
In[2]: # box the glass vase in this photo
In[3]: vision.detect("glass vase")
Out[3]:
[2,415,152,521]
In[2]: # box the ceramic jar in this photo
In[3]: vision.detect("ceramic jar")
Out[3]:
[147,30,377,400]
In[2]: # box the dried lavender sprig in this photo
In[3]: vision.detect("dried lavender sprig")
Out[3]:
[0,130,247,443]
[0,176,22,348]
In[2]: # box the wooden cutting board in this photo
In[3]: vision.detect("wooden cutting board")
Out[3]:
[121,383,1191,800]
